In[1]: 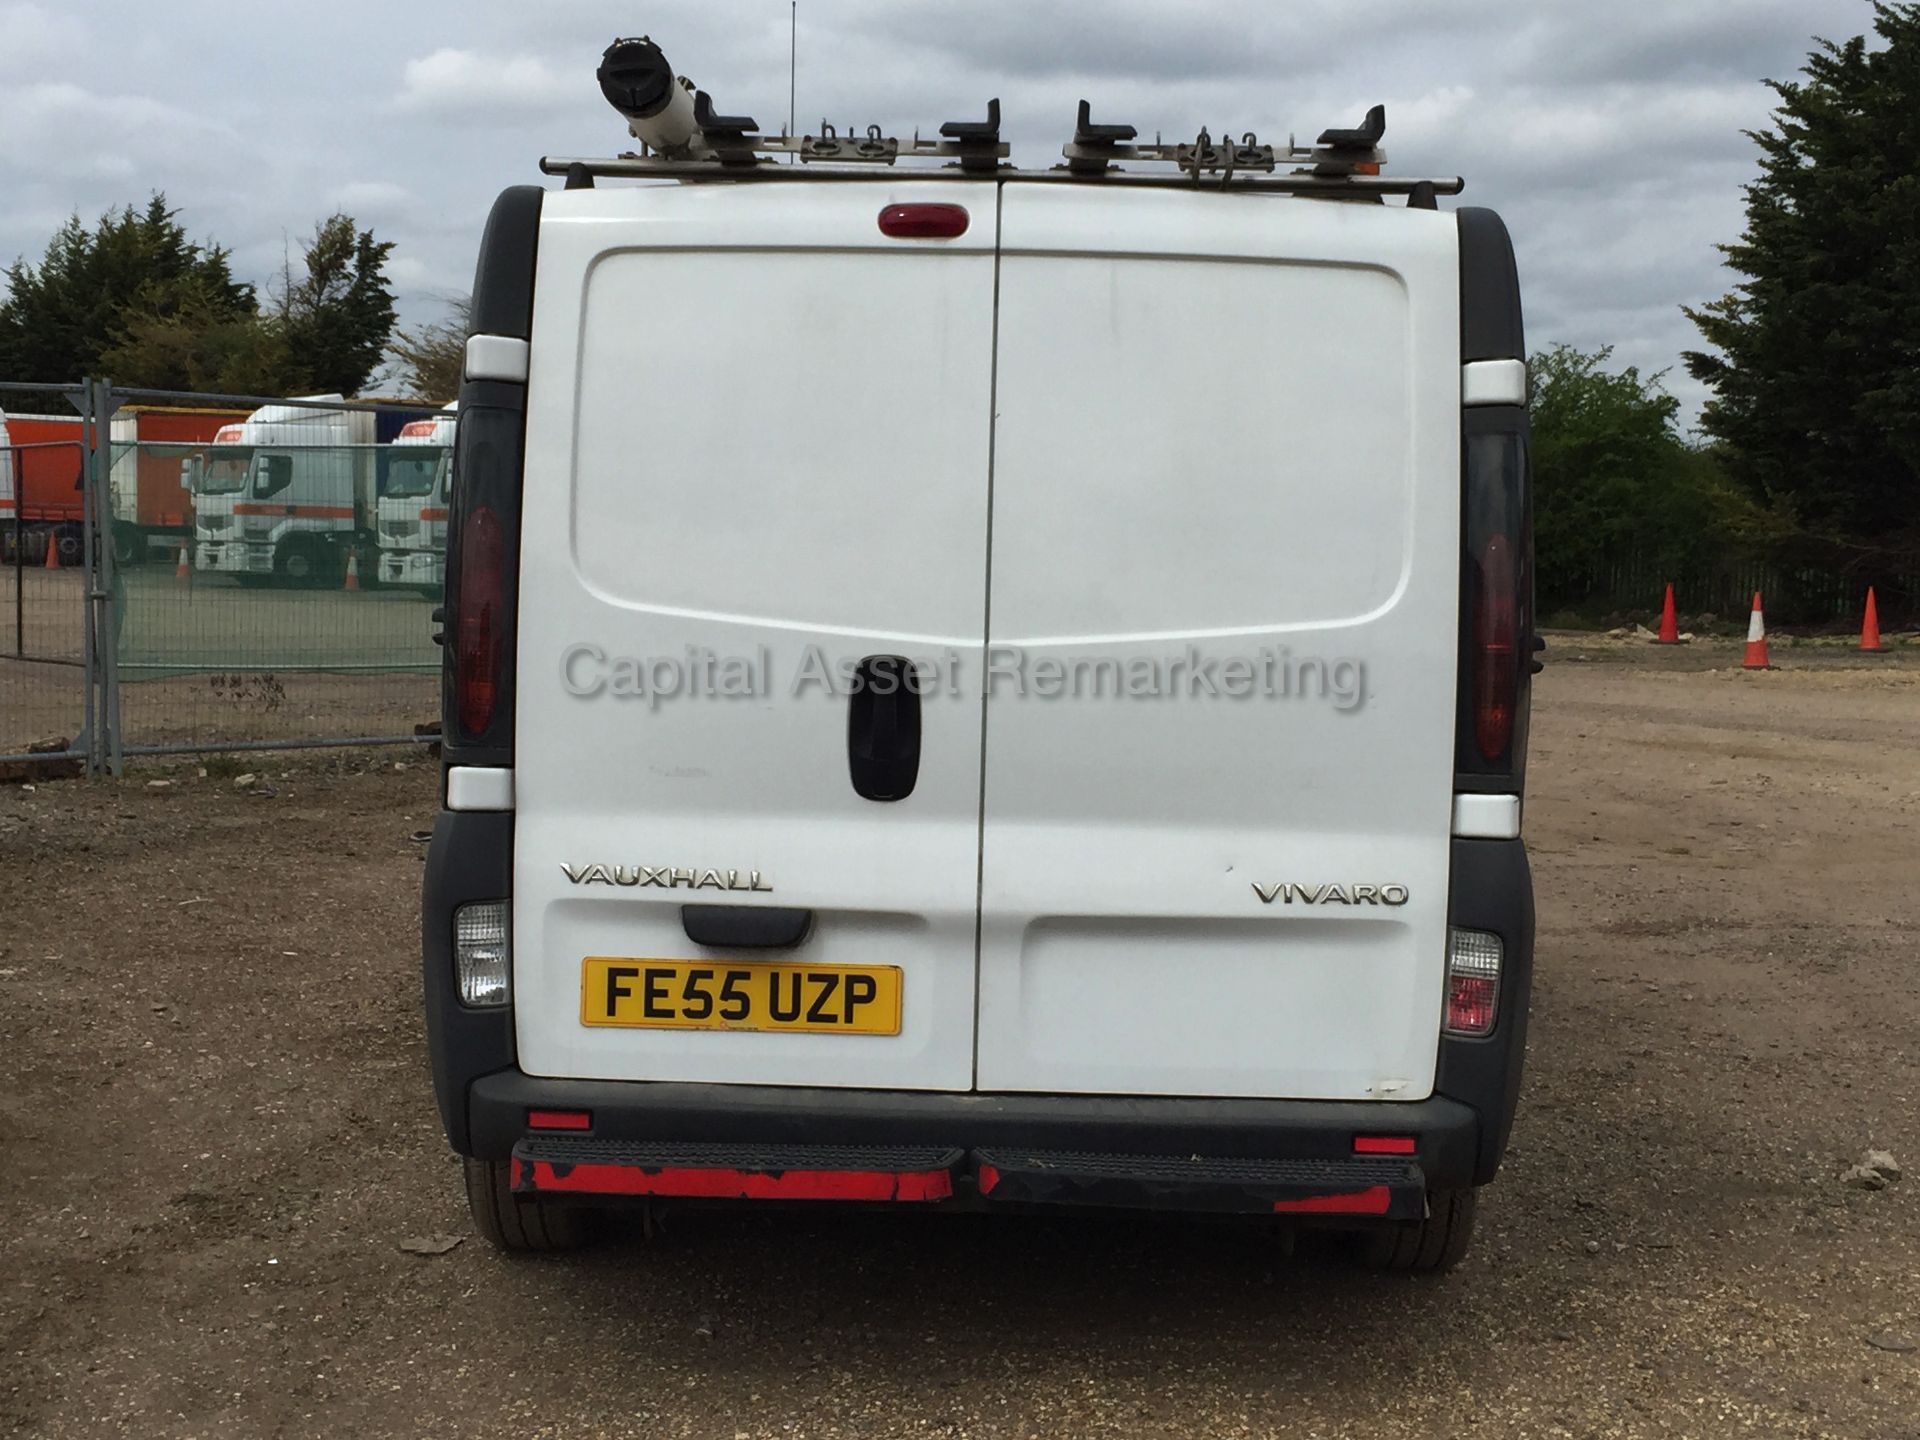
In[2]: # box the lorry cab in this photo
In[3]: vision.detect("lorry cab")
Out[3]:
[425,44,1536,1271]
[195,398,375,586]
[376,402,457,593]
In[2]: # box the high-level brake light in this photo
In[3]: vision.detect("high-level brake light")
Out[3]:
[878,204,970,239]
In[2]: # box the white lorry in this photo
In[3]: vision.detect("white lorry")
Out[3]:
[192,397,376,586]
[424,40,1538,1272]
[375,402,457,593]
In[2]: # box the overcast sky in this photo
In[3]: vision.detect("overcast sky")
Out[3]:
[0,0,1876,421]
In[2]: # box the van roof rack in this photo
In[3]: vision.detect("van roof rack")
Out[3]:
[548,39,1464,199]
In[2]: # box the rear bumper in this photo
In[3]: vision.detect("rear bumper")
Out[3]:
[507,1132,1433,1217]
[424,813,1535,1206]
[478,1074,1480,1199]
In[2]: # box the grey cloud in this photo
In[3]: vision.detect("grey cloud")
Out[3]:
[0,0,1877,421]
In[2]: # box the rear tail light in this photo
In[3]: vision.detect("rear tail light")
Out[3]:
[454,900,511,1007]
[1459,428,1530,773]
[1444,927,1502,1036]
[455,505,504,735]
[1472,533,1518,759]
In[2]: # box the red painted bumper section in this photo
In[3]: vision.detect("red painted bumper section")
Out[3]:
[511,1138,1425,1218]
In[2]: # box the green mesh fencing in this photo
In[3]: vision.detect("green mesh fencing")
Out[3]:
[109,438,446,751]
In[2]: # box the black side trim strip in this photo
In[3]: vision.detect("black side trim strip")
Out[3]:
[1458,208,1525,362]
[422,810,518,1150]
[468,186,543,341]
[1435,837,1536,1184]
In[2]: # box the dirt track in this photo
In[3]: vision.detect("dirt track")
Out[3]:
[3,648,1918,1438]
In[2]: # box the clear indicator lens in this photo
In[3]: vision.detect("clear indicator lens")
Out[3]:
[455,900,511,1007]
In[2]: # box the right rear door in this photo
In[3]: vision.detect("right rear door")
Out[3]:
[975,186,1464,1101]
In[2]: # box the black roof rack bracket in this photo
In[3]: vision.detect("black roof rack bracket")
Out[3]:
[1317,104,1386,150]
[940,98,1004,174]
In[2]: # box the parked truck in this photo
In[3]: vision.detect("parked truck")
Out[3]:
[108,407,250,566]
[0,411,85,566]
[375,402,457,594]
[192,397,378,587]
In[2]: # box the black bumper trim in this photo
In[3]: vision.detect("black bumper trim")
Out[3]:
[468,1074,1482,1192]
[975,1148,1426,1218]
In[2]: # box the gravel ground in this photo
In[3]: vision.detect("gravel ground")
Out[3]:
[2,648,1918,1438]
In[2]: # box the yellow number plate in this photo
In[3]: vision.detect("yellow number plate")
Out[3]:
[580,957,903,1035]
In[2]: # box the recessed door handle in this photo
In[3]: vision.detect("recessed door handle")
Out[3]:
[847,655,922,802]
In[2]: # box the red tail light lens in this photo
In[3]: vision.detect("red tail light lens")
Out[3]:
[1444,927,1502,1036]
[1472,533,1517,760]
[878,203,970,239]
[1446,974,1498,1034]
[456,504,504,736]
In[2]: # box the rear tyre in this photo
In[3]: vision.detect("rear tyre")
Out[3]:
[1355,1188,1477,1273]
[112,525,144,567]
[462,1157,589,1253]
[273,537,330,589]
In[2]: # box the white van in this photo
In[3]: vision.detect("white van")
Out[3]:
[425,51,1537,1271]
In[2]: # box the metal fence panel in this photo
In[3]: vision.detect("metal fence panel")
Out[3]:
[0,378,94,768]
[111,433,443,754]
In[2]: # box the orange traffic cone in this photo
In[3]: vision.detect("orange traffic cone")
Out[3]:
[1742,591,1771,670]
[175,542,191,581]
[1656,583,1680,644]
[44,531,60,569]
[1860,587,1885,653]
[343,549,361,593]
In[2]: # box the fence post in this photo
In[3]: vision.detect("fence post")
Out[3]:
[93,378,125,777]
[68,379,99,774]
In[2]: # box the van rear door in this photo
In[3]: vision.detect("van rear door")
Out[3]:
[975,187,1462,1100]
[512,183,996,1091]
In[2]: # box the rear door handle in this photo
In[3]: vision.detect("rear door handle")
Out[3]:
[847,655,922,802]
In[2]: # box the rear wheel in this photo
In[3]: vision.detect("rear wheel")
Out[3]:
[111,525,143,567]
[462,1157,589,1253]
[1354,1188,1477,1273]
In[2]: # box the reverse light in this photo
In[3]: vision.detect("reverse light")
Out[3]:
[1444,927,1502,1036]
[455,901,511,1007]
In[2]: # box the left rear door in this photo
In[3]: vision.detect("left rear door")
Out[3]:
[511,183,998,1092]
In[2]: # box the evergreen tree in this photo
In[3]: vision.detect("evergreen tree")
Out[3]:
[0,194,254,387]
[1683,3,1920,543]
[274,215,398,396]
